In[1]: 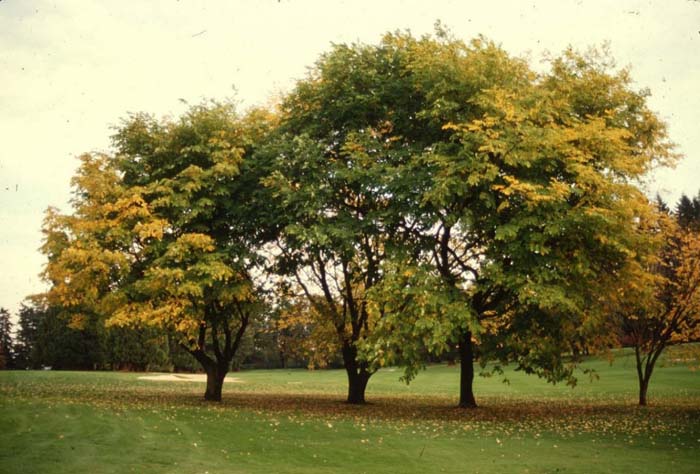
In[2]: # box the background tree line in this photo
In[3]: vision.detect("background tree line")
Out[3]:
[2,29,697,407]
[0,301,327,371]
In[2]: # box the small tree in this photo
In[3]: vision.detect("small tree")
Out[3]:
[275,294,342,370]
[617,203,700,406]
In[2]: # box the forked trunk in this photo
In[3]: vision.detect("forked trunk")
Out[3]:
[186,312,250,402]
[458,331,477,408]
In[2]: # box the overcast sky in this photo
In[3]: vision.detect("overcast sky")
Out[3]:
[1,0,699,317]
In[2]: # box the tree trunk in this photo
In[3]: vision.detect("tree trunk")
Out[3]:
[204,365,227,402]
[346,368,371,404]
[279,350,287,369]
[638,377,649,406]
[342,341,371,404]
[458,331,477,408]
[185,312,249,402]
[634,344,657,407]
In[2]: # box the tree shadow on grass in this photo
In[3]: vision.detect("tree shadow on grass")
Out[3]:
[4,377,699,431]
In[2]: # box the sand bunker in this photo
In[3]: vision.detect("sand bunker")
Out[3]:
[138,373,243,383]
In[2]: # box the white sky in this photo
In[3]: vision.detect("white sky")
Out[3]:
[1,0,699,317]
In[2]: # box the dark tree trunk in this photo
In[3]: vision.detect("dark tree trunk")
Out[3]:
[638,377,649,406]
[634,344,659,407]
[279,350,287,369]
[342,341,371,404]
[346,368,371,404]
[458,331,477,408]
[204,364,227,402]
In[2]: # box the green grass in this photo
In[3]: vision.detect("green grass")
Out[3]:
[1,348,699,473]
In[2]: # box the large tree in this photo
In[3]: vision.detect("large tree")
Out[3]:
[360,35,673,407]
[264,31,451,403]
[41,102,275,400]
[362,32,535,408]
[267,30,672,407]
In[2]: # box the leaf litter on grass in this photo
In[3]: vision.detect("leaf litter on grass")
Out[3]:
[2,372,698,452]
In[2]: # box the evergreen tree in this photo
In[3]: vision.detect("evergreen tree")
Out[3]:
[0,308,14,369]
[14,302,43,369]
[676,191,700,231]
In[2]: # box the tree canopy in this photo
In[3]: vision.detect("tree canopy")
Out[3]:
[353,34,674,406]
[612,197,700,405]
[38,29,678,407]
[41,102,276,400]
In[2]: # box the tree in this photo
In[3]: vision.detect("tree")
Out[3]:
[13,303,40,369]
[615,201,700,406]
[0,308,13,369]
[13,301,105,370]
[267,29,672,407]
[676,191,700,231]
[264,31,449,403]
[360,35,673,407]
[35,307,104,370]
[275,294,342,370]
[15,299,171,371]
[104,325,169,371]
[362,32,536,408]
[41,102,276,400]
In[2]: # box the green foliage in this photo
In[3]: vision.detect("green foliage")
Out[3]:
[363,262,476,382]
[14,301,192,372]
[263,32,449,400]
[31,306,103,370]
[349,31,675,392]
[13,304,40,369]
[36,28,677,408]
[10,303,108,373]
[40,102,278,399]
[104,325,170,371]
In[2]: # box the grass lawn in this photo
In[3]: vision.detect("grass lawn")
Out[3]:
[1,347,699,473]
